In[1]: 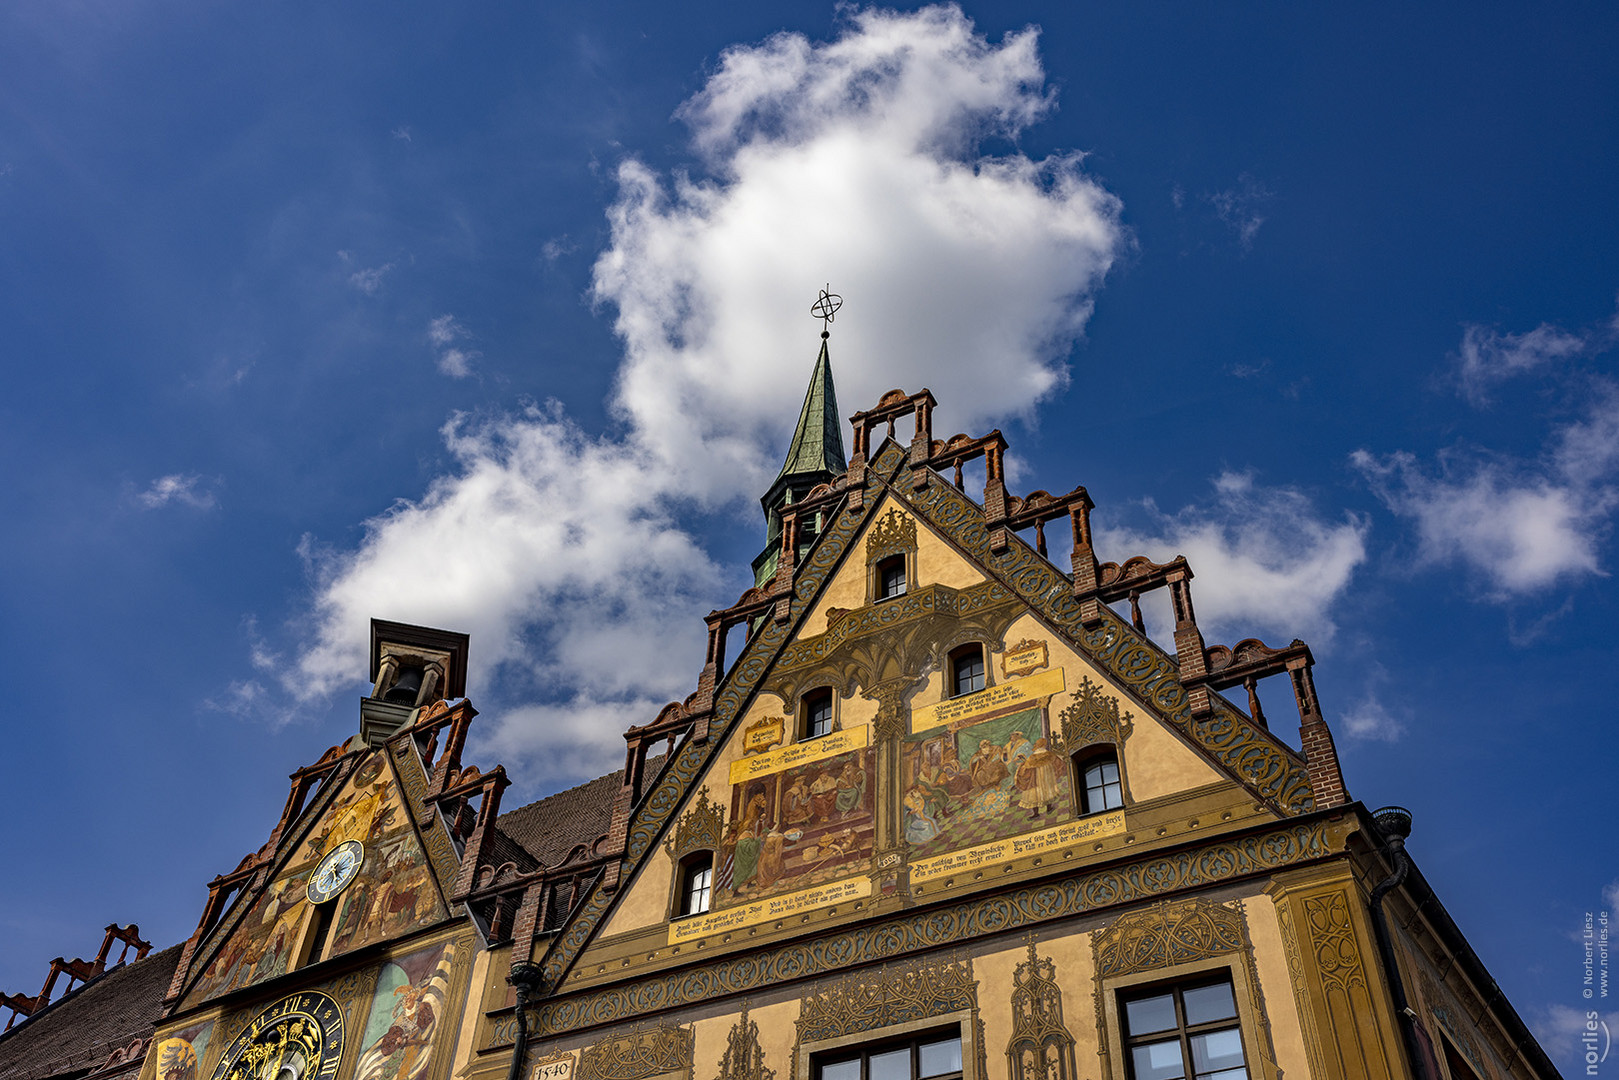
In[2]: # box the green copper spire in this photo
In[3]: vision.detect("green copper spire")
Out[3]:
[752,336,849,587]
[775,338,847,483]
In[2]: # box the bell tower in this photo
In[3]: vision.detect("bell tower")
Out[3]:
[359,618,470,746]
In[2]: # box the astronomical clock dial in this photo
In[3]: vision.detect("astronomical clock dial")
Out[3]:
[212,990,345,1080]
[306,839,364,904]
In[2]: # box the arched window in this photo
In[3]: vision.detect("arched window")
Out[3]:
[877,555,907,600]
[1074,751,1124,814]
[802,688,834,739]
[676,853,714,917]
[950,645,985,698]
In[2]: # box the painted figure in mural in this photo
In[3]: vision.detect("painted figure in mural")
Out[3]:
[1015,738,1062,819]
[970,739,1009,791]
[731,806,766,890]
[1005,730,1033,771]
[809,768,839,821]
[333,877,374,945]
[903,789,939,843]
[757,829,786,887]
[835,759,866,815]
[938,747,973,798]
[370,982,436,1077]
[784,775,814,825]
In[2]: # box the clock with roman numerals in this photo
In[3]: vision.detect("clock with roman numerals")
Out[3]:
[212,990,345,1079]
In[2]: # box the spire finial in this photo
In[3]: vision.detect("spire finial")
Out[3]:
[811,284,842,339]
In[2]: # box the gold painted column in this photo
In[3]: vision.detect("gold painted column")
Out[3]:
[865,678,912,896]
[1266,864,1409,1080]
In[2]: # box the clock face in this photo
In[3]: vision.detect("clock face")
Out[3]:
[306,840,364,905]
[212,990,345,1080]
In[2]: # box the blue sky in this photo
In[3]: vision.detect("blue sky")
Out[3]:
[2,2,1615,1068]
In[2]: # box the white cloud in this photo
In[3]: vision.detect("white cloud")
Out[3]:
[1207,173,1272,250]
[592,3,1124,499]
[437,348,475,379]
[137,473,215,510]
[1353,388,1619,597]
[1456,321,1584,406]
[288,5,1127,782]
[392,125,412,142]
[1097,471,1368,645]
[427,314,478,378]
[426,314,464,347]
[1604,879,1619,911]
[349,262,395,295]
[1339,695,1403,742]
[1530,1003,1617,1070]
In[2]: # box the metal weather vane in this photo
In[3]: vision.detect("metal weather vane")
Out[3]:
[811,285,842,338]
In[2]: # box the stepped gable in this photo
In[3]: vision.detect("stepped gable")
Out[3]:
[0,944,181,1080]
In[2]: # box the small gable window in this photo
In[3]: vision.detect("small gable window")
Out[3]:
[677,854,713,917]
[950,645,985,698]
[803,689,835,740]
[877,555,907,600]
[1077,752,1124,814]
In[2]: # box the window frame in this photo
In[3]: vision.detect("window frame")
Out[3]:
[673,852,714,918]
[814,1029,965,1080]
[876,555,908,601]
[799,1017,979,1080]
[948,644,987,698]
[801,688,837,740]
[1098,959,1267,1080]
[1119,975,1248,1080]
[1073,748,1126,815]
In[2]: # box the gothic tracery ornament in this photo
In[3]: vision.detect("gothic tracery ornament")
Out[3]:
[715,1005,775,1080]
[865,509,918,564]
[664,788,725,862]
[1006,941,1077,1080]
[1055,677,1134,753]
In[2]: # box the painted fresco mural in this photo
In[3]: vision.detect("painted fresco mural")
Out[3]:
[715,746,874,904]
[353,939,459,1080]
[185,867,312,1002]
[149,1018,214,1080]
[188,749,446,1003]
[902,704,1074,858]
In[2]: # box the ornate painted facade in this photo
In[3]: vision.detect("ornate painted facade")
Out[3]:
[0,340,1562,1080]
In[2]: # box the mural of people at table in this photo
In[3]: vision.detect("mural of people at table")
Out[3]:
[903,706,1075,858]
[717,747,875,904]
[353,940,457,1080]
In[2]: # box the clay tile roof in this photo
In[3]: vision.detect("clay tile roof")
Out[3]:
[496,754,667,869]
[0,944,181,1080]
[496,769,622,868]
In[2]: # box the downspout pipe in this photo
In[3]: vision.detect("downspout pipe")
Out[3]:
[1368,806,1433,1080]
[507,960,545,1080]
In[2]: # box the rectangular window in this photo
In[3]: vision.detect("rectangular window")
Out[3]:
[1122,978,1247,1080]
[1082,757,1124,814]
[804,690,834,739]
[816,1032,963,1080]
[878,556,907,600]
[678,858,713,916]
[951,649,985,697]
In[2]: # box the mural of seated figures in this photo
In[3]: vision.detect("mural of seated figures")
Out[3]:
[716,746,875,903]
[902,704,1075,857]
